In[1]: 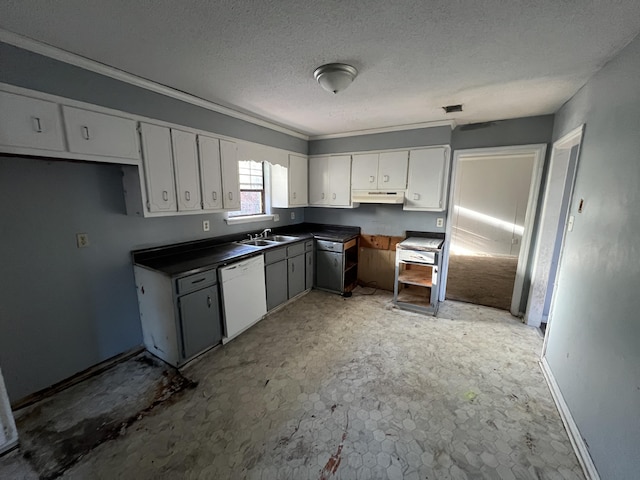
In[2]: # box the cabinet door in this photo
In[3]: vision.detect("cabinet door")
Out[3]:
[266,260,288,310]
[309,156,329,205]
[378,151,408,189]
[405,147,449,211]
[198,135,223,210]
[62,106,139,160]
[288,254,306,298]
[0,91,65,151]
[179,286,222,360]
[289,154,308,206]
[171,129,202,212]
[305,251,314,290]
[351,153,379,190]
[220,139,241,210]
[316,250,342,292]
[140,123,177,213]
[328,155,352,206]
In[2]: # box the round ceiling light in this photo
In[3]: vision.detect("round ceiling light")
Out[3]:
[313,63,358,94]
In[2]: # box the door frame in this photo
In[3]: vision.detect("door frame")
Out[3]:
[440,144,547,316]
[527,125,584,329]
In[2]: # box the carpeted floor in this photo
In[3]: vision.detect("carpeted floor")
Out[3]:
[445,254,518,311]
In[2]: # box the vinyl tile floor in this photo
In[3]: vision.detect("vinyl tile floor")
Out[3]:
[2,289,584,480]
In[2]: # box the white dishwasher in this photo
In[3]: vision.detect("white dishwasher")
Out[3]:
[219,254,267,343]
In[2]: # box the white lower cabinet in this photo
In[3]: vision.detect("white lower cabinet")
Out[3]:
[62,105,140,161]
[404,146,450,211]
[308,155,352,207]
[0,91,65,152]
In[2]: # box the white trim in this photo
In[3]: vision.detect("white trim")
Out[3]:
[441,144,547,316]
[309,120,456,140]
[527,125,584,329]
[224,214,275,225]
[539,358,600,480]
[0,368,18,456]
[0,28,309,141]
[309,143,451,159]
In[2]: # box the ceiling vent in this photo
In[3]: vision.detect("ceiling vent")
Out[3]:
[442,104,463,114]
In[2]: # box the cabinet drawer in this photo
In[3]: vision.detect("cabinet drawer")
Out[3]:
[265,247,287,264]
[316,240,343,252]
[62,106,139,160]
[286,242,305,258]
[0,91,65,151]
[397,249,436,265]
[176,270,217,295]
[304,240,314,251]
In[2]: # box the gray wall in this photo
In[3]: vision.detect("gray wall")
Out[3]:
[452,115,554,151]
[0,156,303,402]
[544,35,640,479]
[0,42,307,154]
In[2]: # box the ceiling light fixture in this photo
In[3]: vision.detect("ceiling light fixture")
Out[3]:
[313,63,358,94]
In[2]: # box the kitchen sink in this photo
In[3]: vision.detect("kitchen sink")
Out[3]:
[263,235,299,243]
[236,239,278,247]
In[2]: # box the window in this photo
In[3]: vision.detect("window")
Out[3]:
[228,160,265,217]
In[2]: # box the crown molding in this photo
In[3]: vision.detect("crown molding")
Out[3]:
[0,28,309,141]
[309,120,456,141]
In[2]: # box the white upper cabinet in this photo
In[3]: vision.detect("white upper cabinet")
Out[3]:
[198,135,223,211]
[404,146,450,211]
[352,151,408,190]
[139,122,177,213]
[328,155,352,206]
[62,106,139,161]
[171,129,201,212]
[0,91,65,152]
[309,156,329,206]
[220,139,241,210]
[272,154,308,208]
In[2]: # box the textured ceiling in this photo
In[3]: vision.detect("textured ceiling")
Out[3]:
[2,1,640,136]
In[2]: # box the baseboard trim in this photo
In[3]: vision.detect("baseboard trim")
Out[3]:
[539,357,600,480]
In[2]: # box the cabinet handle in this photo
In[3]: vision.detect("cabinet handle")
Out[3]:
[291,263,295,273]
[82,126,90,140]
[383,175,389,182]
[228,192,233,200]
[369,175,375,183]
[207,296,212,308]
[332,193,336,200]
[32,117,42,133]
[293,192,296,199]
[414,193,420,200]
[162,190,169,201]
[185,191,191,201]
[321,192,325,199]
[308,256,312,266]
[333,258,338,267]
[212,191,217,201]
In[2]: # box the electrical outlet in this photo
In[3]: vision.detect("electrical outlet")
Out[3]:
[290,211,295,220]
[203,220,210,232]
[436,218,444,228]
[76,233,90,248]
[273,214,280,222]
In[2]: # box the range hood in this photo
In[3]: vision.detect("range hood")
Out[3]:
[351,190,406,204]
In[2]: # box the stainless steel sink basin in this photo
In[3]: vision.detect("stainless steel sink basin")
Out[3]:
[263,235,299,243]
[236,239,277,247]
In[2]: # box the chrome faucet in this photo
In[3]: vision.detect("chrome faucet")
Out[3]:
[258,228,272,238]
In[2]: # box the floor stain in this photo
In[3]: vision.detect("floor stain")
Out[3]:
[319,414,348,480]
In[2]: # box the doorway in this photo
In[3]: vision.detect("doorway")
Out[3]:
[441,145,546,315]
[526,126,584,328]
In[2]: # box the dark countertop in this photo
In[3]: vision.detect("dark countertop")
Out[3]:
[132,223,360,277]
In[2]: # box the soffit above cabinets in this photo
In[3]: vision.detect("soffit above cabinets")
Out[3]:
[2,1,640,136]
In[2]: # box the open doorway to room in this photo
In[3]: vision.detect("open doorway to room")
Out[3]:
[441,145,546,315]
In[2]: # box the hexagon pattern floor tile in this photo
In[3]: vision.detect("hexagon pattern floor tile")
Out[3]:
[1,289,584,479]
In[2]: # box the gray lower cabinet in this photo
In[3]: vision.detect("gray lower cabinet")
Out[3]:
[266,260,288,310]
[316,250,343,292]
[178,285,222,359]
[305,251,314,289]
[288,254,305,298]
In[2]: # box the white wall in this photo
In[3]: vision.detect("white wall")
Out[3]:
[545,34,640,479]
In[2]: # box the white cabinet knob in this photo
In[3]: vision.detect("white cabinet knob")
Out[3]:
[413,193,420,200]
[212,191,217,201]
[162,190,169,201]
[369,175,375,183]
[185,191,191,201]
[383,175,389,182]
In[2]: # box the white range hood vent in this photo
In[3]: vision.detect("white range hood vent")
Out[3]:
[351,190,406,204]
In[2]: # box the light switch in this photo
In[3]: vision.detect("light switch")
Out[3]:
[290,211,295,220]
